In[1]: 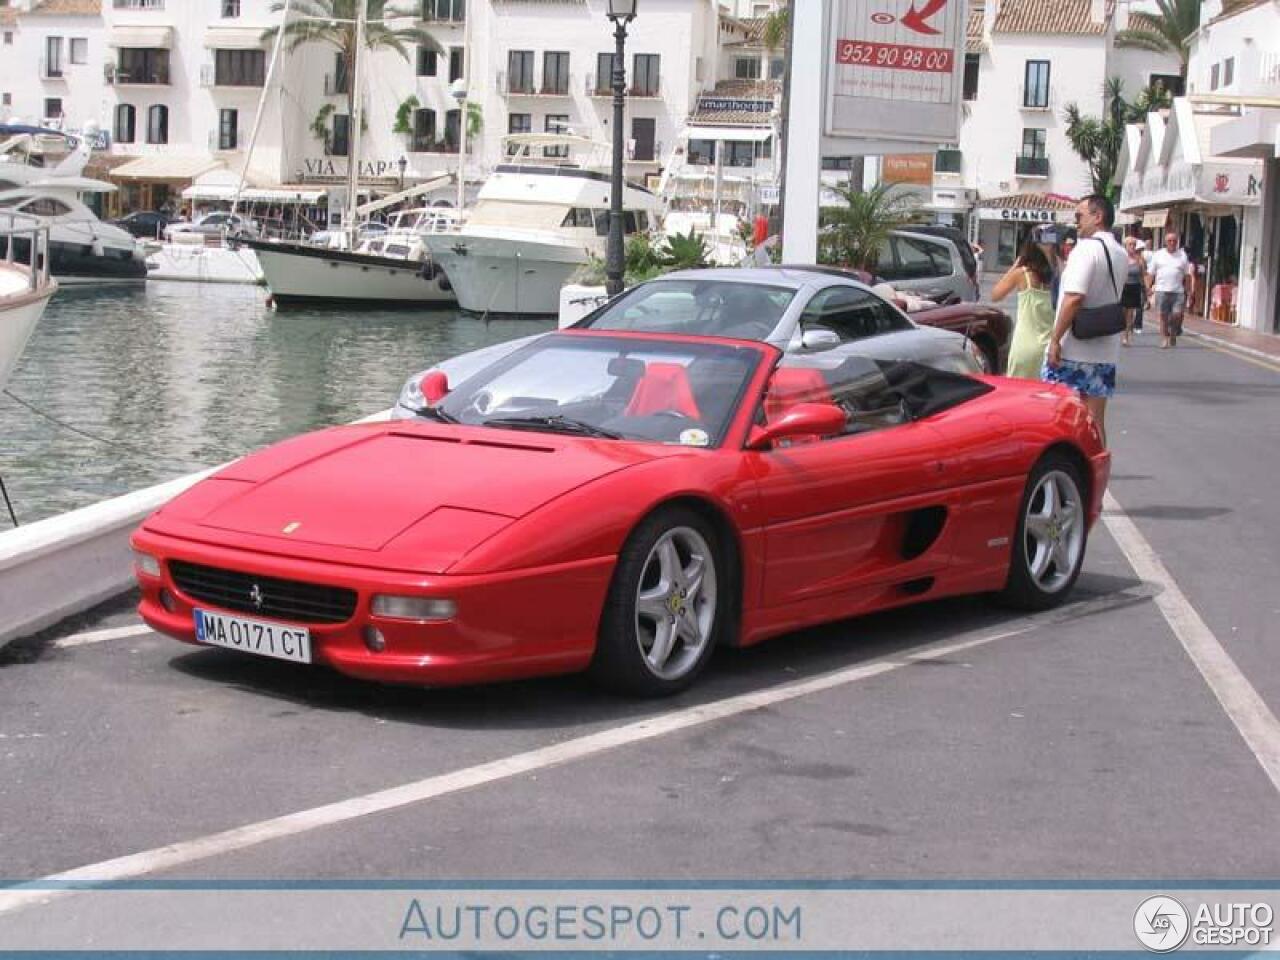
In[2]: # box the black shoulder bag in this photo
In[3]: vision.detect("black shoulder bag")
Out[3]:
[1070,238,1126,340]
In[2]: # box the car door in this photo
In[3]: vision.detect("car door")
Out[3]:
[746,355,950,612]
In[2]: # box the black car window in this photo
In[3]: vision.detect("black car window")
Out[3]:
[799,285,911,342]
[874,239,897,279]
[894,236,952,280]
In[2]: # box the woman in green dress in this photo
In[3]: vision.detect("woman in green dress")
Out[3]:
[991,239,1056,379]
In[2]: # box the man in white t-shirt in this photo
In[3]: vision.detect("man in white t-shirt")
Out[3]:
[1045,194,1127,446]
[1146,232,1193,348]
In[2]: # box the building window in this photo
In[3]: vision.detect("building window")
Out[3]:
[632,53,659,96]
[688,138,716,165]
[3,33,12,46]
[724,141,758,167]
[215,49,265,86]
[1017,128,1047,176]
[45,37,64,78]
[328,113,349,155]
[1210,62,1220,90]
[734,57,760,80]
[963,53,979,101]
[146,103,168,144]
[542,51,569,95]
[217,108,237,150]
[70,37,88,64]
[114,103,136,142]
[595,52,615,94]
[444,108,460,150]
[118,48,170,85]
[822,156,853,170]
[1149,73,1184,97]
[417,46,437,77]
[1223,57,1235,87]
[507,111,531,153]
[544,113,569,157]
[412,107,436,151]
[1023,60,1050,108]
[935,147,962,174]
[768,56,785,80]
[421,0,464,21]
[448,47,463,83]
[1,94,11,107]
[221,0,240,16]
[44,97,63,119]
[507,50,534,93]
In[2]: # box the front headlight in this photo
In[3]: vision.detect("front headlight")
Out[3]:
[133,550,161,578]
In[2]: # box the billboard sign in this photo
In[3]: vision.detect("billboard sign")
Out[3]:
[825,0,966,145]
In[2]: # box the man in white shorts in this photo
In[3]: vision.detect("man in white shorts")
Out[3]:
[1147,232,1193,348]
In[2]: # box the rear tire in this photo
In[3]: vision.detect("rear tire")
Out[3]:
[591,507,725,697]
[996,452,1088,610]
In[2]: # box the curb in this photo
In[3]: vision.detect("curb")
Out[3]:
[1183,328,1280,367]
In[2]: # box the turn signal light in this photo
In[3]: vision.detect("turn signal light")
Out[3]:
[371,595,457,622]
[134,551,161,578]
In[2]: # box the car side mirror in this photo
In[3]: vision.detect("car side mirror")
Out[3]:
[799,328,840,353]
[747,403,847,449]
[419,371,449,405]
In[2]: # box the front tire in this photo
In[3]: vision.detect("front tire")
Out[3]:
[591,507,724,696]
[997,453,1088,610]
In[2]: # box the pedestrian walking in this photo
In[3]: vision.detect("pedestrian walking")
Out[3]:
[1147,232,1193,348]
[1120,236,1146,346]
[1044,195,1127,447]
[990,238,1055,379]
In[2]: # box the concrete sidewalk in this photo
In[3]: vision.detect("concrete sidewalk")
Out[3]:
[1181,312,1280,364]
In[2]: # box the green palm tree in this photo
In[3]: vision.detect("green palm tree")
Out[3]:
[1113,0,1202,77]
[819,181,917,271]
[262,1,439,150]
[761,5,788,52]
[1062,77,1171,202]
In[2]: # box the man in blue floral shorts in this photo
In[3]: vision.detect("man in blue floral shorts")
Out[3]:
[1044,194,1127,447]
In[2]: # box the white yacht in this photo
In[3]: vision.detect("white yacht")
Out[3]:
[0,126,146,283]
[245,204,460,307]
[0,212,57,392]
[424,134,664,316]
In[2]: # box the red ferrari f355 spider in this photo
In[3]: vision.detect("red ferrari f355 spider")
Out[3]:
[132,330,1109,696]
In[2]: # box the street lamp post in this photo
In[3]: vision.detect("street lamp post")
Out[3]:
[397,154,407,192]
[450,79,468,213]
[604,0,636,298]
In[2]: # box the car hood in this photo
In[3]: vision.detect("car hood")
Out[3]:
[151,422,673,573]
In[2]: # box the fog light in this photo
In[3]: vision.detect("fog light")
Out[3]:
[362,626,386,652]
[159,589,177,612]
[134,550,161,578]
[371,595,456,621]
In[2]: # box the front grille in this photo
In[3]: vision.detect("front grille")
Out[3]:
[169,560,358,625]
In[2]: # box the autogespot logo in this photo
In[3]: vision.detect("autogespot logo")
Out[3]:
[1134,896,1190,952]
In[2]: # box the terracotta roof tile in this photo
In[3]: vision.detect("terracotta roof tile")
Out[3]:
[1126,11,1161,33]
[993,0,1113,35]
[1206,0,1270,26]
[26,0,101,14]
[708,78,780,98]
[0,7,18,26]
[978,192,1077,210]
[967,5,984,53]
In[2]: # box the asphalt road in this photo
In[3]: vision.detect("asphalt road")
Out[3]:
[2,331,1279,895]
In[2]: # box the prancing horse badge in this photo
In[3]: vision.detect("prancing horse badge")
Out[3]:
[282,521,302,535]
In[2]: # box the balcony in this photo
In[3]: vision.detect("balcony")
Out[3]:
[1015,155,1049,178]
[409,137,458,154]
[113,0,165,7]
[208,130,238,152]
[39,58,65,81]
[114,67,170,85]
[584,73,659,98]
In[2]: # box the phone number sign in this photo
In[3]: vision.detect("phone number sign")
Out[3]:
[825,0,966,144]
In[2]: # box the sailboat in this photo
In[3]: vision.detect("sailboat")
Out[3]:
[0,213,57,392]
[242,1,458,307]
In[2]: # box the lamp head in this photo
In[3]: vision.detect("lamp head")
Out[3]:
[606,0,637,22]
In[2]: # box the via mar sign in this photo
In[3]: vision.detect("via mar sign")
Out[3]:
[824,0,966,145]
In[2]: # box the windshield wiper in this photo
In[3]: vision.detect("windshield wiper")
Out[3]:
[415,404,459,424]
[482,415,622,439]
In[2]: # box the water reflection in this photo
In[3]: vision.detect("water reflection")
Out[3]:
[0,281,553,522]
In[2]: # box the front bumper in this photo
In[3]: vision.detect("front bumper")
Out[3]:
[131,528,614,686]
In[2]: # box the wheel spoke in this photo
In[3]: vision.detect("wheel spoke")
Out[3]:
[683,555,705,602]
[675,608,702,646]
[647,618,675,670]
[1052,538,1074,577]
[1041,476,1060,515]
[1029,539,1052,580]
[637,588,670,624]
[657,538,683,590]
[1026,514,1051,541]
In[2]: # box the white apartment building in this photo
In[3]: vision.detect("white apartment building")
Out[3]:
[920,0,1179,270]
[1,0,106,138]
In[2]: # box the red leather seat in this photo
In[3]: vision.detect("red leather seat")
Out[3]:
[764,367,833,422]
[625,362,702,418]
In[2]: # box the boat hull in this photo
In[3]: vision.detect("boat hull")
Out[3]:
[425,234,588,316]
[9,235,147,283]
[0,267,57,391]
[145,244,264,285]
[245,240,456,307]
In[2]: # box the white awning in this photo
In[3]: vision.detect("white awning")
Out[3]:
[182,184,327,203]
[683,125,772,143]
[1142,208,1170,228]
[204,26,269,50]
[109,25,174,49]
[112,154,222,181]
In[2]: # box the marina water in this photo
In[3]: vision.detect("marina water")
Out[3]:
[0,281,554,524]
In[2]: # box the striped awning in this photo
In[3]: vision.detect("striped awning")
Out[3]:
[109,25,174,49]
[204,27,269,50]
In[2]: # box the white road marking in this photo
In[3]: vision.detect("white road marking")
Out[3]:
[54,624,153,649]
[1103,491,1280,795]
[0,587,1144,916]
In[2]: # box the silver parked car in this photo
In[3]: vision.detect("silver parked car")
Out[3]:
[873,229,980,305]
[164,212,260,241]
[394,267,986,418]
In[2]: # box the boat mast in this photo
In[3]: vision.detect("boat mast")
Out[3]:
[232,0,293,220]
[345,0,368,248]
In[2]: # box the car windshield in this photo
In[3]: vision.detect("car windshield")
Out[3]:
[435,334,763,448]
[582,279,796,342]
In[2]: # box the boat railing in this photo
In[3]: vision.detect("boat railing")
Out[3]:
[0,210,53,294]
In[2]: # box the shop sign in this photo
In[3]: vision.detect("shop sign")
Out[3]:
[977,207,1060,223]
[825,0,966,144]
[300,157,406,181]
[696,97,773,114]
[1121,160,1263,209]
[883,153,934,186]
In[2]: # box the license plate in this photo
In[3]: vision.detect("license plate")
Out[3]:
[194,609,312,664]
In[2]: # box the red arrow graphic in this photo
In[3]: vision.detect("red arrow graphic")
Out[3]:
[900,0,947,35]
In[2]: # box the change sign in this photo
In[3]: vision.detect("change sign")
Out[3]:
[825,0,966,144]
